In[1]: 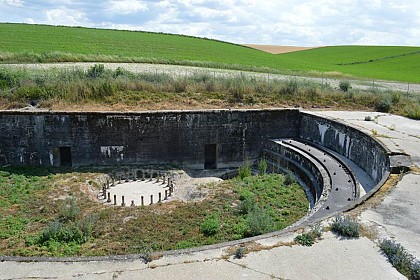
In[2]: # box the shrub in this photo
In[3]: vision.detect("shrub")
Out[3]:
[284,172,296,186]
[87,64,105,78]
[258,158,268,175]
[244,205,273,237]
[294,233,315,246]
[331,215,360,238]
[375,96,392,112]
[237,195,255,215]
[58,197,80,223]
[339,80,351,92]
[379,239,420,280]
[200,212,220,236]
[238,160,251,179]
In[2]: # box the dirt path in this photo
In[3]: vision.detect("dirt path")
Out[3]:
[3,62,420,94]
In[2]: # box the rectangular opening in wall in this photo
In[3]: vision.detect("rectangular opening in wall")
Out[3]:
[204,144,217,169]
[59,147,72,167]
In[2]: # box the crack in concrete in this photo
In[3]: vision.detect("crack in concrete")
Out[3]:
[226,259,287,280]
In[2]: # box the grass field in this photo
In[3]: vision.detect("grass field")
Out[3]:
[0,166,308,257]
[1,23,419,83]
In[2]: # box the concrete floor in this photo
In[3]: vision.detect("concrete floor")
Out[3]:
[1,111,419,280]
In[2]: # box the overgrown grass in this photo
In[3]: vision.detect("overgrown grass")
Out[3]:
[0,167,308,257]
[0,65,418,120]
[1,23,419,82]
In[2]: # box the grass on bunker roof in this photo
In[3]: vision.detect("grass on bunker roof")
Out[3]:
[0,166,308,257]
[1,65,419,119]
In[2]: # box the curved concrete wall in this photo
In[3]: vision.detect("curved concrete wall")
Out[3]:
[0,110,389,189]
[299,113,389,184]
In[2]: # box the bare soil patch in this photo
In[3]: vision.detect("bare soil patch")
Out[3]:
[243,44,317,54]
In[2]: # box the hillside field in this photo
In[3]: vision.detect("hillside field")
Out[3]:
[0,23,419,83]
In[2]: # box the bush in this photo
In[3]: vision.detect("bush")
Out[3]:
[237,195,255,215]
[244,205,273,237]
[87,64,105,78]
[200,212,220,236]
[258,158,268,175]
[294,233,315,246]
[331,215,360,238]
[238,160,251,179]
[294,223,323,246]
[284,172,296,186]
[339,80,351,92]
[375,96,392,112]
[379,239,420,280]
[58,197,80,223]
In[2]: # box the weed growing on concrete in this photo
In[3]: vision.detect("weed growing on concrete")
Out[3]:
[379,239,420,280]
[234,246,245,259]
[331,215,360,238]
[294,223,323,246]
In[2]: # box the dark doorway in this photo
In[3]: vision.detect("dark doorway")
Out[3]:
[59,147,72,167]
[204,144,217,169]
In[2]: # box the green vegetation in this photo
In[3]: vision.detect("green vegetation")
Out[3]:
[339,80,351,92]
[294,223,323,246]
[1,23,419,82]
[0,167,308,257]
[331,215,361,238]
[379,239,420,280]
[1,65,418,119]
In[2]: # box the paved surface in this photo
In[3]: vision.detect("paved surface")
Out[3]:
[103,179,172,207]
[1,111,419,280]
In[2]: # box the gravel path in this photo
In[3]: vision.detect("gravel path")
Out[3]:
[3,62,420,94]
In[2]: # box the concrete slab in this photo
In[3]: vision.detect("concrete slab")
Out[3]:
[362,174,420,258]
[231,232,405,280]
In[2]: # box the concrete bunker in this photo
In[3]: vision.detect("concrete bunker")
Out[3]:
[0,109,392,222]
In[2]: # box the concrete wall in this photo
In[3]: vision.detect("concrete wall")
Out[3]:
[299,113,389,183]
[0,109,300,168]
[262,140,329,205]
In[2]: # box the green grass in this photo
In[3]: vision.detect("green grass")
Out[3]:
[1,65,419,119]
[0,167,308,257]
[0,23,419,82]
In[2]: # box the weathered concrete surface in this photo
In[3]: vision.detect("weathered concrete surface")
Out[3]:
[362,174,420,258]
[311,111,420,260]
[0,233,404,280]
[0,109,300,168]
